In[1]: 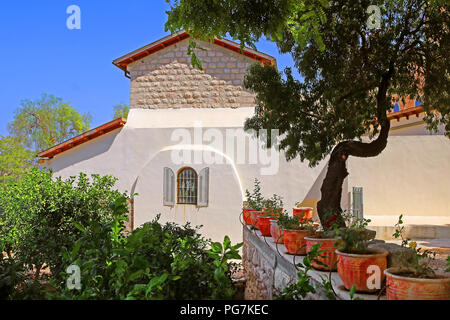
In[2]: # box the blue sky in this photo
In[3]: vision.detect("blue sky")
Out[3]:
[0,0,298,137]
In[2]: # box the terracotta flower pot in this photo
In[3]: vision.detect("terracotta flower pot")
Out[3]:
[384,268,450,300]
[336,248,388,293]
[256,215,274,237]
[293,207,313,223]
[242,208,256,225]
[270,220,284,244]
[305,237,339,271]
[282,229,310,255]
[249,210,263,227]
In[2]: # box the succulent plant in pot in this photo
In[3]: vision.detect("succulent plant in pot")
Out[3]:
[278,213,314,255]
[305,210,342,271]
[384,215,450,300]
[334,212,388,293]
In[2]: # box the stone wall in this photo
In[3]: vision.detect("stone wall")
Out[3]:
[242,226,385,300]
[128,39,257,109]
[243,226,301,300]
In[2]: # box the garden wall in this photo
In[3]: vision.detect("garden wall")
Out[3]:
[242,226,384,300]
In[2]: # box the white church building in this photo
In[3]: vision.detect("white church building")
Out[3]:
[37,31,450,243]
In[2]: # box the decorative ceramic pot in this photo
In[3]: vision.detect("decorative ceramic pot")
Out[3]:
[282,229,310,255]
[249,211,263,227]
[384,268,450,300]
[256,215,274,237]
[242,208,256,225]
[270,220,284,244]
[305,237,339,271]
[336,248,388,293]
[293,207,313,223]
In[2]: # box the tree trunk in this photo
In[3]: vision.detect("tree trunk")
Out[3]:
[317,67,394,227]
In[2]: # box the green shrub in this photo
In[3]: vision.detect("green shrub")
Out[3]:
[50,197,242,300]
[0,168,129,277]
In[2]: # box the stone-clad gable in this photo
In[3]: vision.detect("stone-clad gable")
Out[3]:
[128,39,258,109]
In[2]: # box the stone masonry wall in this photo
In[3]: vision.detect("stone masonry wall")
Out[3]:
[243,227,297,300]
[128,39,258,109]
[243,226,338,300]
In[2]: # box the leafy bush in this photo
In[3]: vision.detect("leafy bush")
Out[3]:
[0,168,129,277]
[50,197,242,300]
[334,212,375,254]
[277,211,314,231]
[276,243,335,300]
[392,215,437,278]
[0,256,25,300]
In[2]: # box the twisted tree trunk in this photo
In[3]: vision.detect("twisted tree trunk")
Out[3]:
[317,68,394,227]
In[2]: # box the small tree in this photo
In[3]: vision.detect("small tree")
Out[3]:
[8,94,91,154]
[0,136,33,184]
[112,103,130,119]
[0,168,128,277]
[166,1,450,226]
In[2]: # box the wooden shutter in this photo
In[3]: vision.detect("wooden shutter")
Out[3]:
[197,167,210,207]
[163,167,175,206]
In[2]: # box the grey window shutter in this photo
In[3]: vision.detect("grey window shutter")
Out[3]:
[163,167,175,206]
[197,167,209,207]
[352,187,364,220]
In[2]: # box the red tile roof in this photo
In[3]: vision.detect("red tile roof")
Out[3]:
[37,118,126,159]
[112,31,276,72]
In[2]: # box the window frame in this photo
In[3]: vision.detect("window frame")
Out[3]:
[176,167,198,205]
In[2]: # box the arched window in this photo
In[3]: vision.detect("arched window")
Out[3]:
[177,167,197,205]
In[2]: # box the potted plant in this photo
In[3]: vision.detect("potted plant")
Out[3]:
[334,212,388,293]
[243,179,265,226]
[304,211,341,271]
[256,211,279,237]
[278,213,314,255]
[384,215,450,300]
[263,194,284,215]
[293,202,313,223]
[255,194,284,236]
[270,216,284,244]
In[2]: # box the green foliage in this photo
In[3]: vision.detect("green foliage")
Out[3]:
[245,179,284,213]
[349,285,363,300]
[334,212,374,254]
[0,136,33,184]
[0,256,25,300]
[392,215,436,278]
[8,94,91,153]
[0,168,128,276]
[276,243,333,300]
[277,211,313,231]
[50,205,241,300]
[166,0,329,67]
[207,236,243,299]
[263,194,284,212]
[244,179,265,211]
[112,103,130,119]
